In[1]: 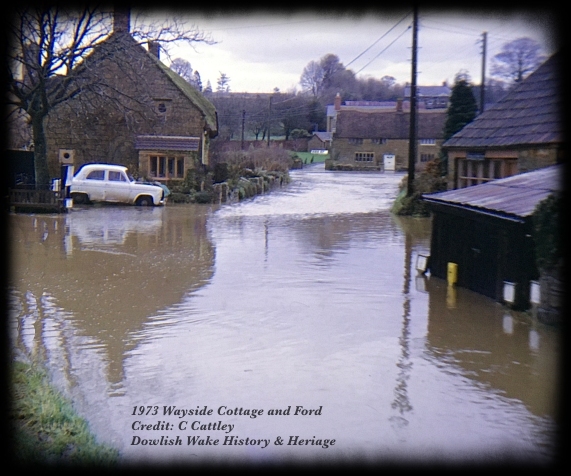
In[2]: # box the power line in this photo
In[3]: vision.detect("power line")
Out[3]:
[345,10,413,68]
[355,25,412,74]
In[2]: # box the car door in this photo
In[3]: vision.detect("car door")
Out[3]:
[105,170,131,203]
[83,168,106,201]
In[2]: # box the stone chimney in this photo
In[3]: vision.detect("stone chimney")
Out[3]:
[396,98,403,112]
[113,8,131,34]
[148,41,160,59]
[334,92,341,111]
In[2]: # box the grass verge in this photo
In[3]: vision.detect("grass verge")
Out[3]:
[10,359,119,467]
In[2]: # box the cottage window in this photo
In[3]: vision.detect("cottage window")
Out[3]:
[149,155,185,179]
[420,139,436,145]
[355,152,374,162]
[456,158,517,188]
[371,138,387,144]
[420,153,435,162]
[349,138,363,145]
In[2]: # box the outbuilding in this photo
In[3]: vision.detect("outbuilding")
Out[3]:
[422,164,563,312]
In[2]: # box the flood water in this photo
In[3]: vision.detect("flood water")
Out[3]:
[9,164,560,467]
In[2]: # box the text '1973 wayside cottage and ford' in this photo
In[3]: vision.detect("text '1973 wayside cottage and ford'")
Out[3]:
[44,10,218,184]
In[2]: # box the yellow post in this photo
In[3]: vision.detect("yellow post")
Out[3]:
[447,262,458,286]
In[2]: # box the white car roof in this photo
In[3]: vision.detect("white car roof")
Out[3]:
[79,164,128,172]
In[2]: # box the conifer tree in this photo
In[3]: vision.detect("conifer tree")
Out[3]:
[444,72,478,140]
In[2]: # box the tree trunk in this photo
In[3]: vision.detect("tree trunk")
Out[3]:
[31,114,51,187]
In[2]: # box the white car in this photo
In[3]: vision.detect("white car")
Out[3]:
[70,164,167,206]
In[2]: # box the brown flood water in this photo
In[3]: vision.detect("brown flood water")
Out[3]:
[9,164,560,466]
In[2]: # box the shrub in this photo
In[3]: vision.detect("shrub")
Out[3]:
[532,193,562,271]
[194,191,214,204]
[392,158,447,217]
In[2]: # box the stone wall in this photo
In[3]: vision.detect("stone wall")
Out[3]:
[45,35,208,178]
[537,266,563,325]
[330,138,444,171]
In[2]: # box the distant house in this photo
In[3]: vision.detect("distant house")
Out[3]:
[404,83,451,109]
[442,53,562,190]
[44,10,218,182]
[307,131,332,153]
[327,94,446,171]
[423,164,563,316]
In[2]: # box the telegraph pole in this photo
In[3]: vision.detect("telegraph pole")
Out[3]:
[267,96,272,147]
[407,7,418,197]
[241,109,246,150]
[480,31,487,113]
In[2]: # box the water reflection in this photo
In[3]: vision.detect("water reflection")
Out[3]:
[8,166,559,465]
[424,277,559,419]
[10,205,216,392]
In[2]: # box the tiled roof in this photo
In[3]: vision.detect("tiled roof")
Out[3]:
[335,109,446,139]
[135,135,200,151]
[443,53,561,149]
[423,164,563,220]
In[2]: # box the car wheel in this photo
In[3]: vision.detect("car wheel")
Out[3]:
[71,193,89,205]
[136,196,153,206]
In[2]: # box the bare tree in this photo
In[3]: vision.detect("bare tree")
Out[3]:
[490,37,546,84]
[170,57,193,83]
[300,60,324,98]
[6,6,215,186]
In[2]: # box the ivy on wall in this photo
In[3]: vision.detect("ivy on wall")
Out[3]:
[532,193,562,271]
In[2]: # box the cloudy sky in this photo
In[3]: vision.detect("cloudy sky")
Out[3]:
[140,7,558,94]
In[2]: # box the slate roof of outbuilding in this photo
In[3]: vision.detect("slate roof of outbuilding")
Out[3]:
[443,53,561,149]
[335,109,446,139]
[312,131,333,142]
[423,164,563,220]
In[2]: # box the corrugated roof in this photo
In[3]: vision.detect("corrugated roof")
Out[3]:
[443,53,561,149]
[423,164,563,220]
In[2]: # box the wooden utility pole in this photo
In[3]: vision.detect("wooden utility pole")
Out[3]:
[267,96,272,147]
[480,31,487,113]
[241,109,246,150]
[407,7,418,197]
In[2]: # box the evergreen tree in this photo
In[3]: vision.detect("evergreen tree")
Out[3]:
[444,72,478,140]
[192,71,202,91]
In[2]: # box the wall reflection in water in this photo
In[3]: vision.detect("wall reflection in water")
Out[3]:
[9,205,216,394]
[393,214,558,422]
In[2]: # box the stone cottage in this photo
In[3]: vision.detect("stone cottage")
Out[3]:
[327,95,447,171]
[44,11,218,183]
[442,52,562,190]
